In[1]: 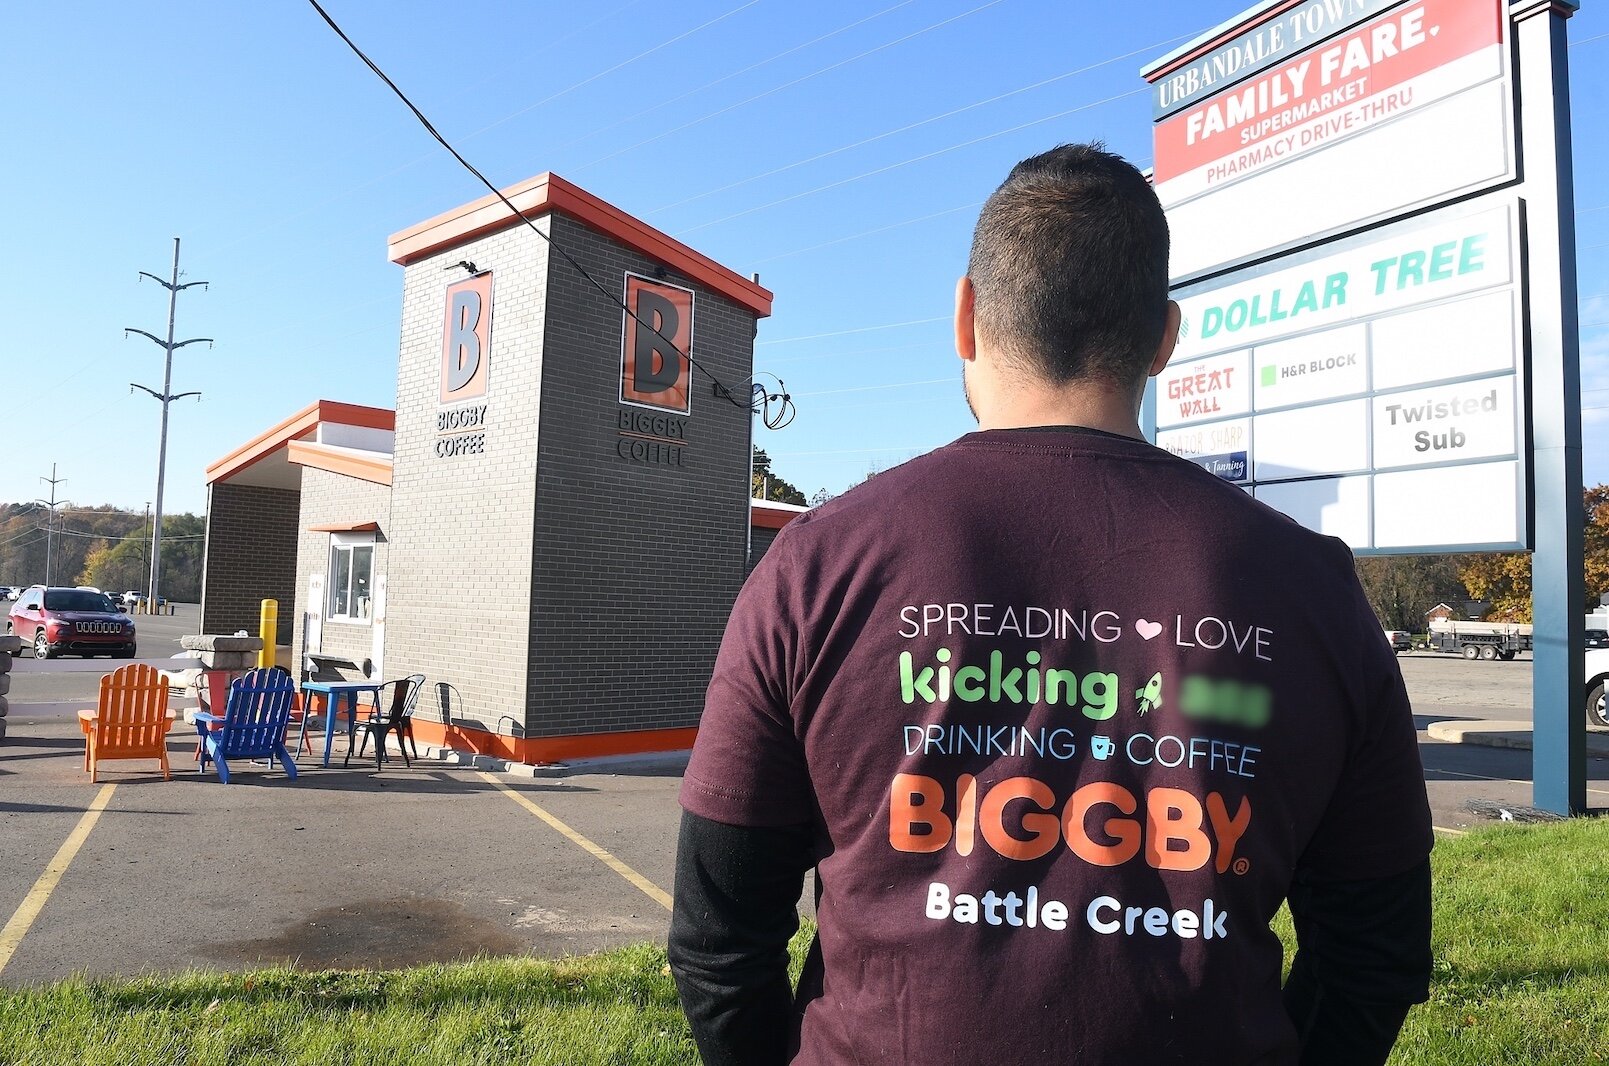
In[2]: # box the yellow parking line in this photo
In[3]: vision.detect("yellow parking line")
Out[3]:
[1433,825,1467,837]
[0,784,117,978]
[479,772,672,912]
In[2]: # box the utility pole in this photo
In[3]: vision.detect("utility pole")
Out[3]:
[126,238,210,608]
[143,502,151,600]
[36,465,66,586]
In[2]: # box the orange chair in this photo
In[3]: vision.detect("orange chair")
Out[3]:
[79,663,175,782]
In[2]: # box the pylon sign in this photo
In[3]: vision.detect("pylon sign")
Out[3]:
[1142,0,1526,556]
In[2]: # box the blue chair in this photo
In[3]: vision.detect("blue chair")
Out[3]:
[194,668,299,784]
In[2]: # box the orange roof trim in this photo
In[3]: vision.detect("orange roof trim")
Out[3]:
[286,440,394,488]
[751,502,809,531]
[206,401,394,486]
[386,172,773,318]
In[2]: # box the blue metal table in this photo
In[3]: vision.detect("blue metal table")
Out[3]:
[299,680,382,768]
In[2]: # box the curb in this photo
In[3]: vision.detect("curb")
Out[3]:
[418,743,691,778]
[1426,719,1609,756]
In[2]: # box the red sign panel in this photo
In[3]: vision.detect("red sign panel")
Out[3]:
[1154,0,1502,186]
[440,273,492,404]
[620,274,695,414]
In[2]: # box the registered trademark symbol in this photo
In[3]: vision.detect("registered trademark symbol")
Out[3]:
[1233,858,1251,876]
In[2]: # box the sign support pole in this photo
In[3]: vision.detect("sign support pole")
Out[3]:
[1514,0,1584,815]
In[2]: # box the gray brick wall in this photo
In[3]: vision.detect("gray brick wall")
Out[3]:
[383,222,548,733]
[289,467,391,677]
[381,207,757,742]
[200,483,299,644]
[525,214,754,738]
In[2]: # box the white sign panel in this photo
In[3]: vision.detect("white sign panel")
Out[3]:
[1372,460,1521,548]
[1175,204,1513,361]
[1254,324,1368,411]
[1255,476,1374,549]
[1151,199,1526,553]
[1156,418,1251,483]
[1151,0,1514,282]
[1372,377,1517,470]
[1371,289,1516,389]
[1155,350,1251,427]
[1254,399,1370,481]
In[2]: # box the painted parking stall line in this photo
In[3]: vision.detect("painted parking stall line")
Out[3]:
[479,772,672,912]
[0,784,117,978]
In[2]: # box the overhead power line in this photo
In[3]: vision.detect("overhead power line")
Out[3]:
[650,31,1191,216]
[549,0,918,156]
[304,0,795,430]
[576,0,1012,175]
[459,0,765,143]
[676,87,1147,236]
[760,316,950,345]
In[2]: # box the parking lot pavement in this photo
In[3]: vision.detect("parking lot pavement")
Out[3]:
[0,703,686,985]
[1,643,1605,985]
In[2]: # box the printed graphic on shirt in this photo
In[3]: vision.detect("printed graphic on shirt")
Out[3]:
[891,601,1273,942]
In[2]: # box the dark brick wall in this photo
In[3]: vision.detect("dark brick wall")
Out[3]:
[526,214,755,737]
[748,524,781,574]
[200,483,299,644]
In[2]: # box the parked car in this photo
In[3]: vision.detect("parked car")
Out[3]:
[6,586,137,659]
[119,590,142,610]
[1383,629,1413,653]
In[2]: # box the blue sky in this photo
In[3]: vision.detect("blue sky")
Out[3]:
[4,0,1607,516]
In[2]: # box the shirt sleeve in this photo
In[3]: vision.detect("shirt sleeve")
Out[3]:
[668,811,814,1066]
[1283,857,1433,1066]
[681,534,816,828]
[1297,543,1435,880]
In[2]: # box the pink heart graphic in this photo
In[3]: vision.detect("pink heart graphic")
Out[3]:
[1135,619,1163,641]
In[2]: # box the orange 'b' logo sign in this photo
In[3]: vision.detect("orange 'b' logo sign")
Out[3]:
[441,273,492,404]
[621,274,694,414]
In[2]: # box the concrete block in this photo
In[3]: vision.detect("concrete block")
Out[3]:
[196,651,257,670]
[0,651,11,673]
[0,695,8,717]
[0,674,8,697]
[0,636,20,656]
[0,717,6,741]
[180,634,264,653]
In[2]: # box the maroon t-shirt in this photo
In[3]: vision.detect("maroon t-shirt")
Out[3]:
[682,427,1432,1065]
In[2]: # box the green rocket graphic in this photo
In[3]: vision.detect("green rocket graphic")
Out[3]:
[1135,672,1163,715]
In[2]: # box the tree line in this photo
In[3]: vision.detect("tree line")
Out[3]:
[1342,484,1609,629]
[0,503,205,602]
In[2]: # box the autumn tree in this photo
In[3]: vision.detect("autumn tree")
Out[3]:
[1355,555,1468,631]
[1456,552,1532,622]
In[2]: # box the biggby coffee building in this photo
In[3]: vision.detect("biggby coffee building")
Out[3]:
[197,174,802,763]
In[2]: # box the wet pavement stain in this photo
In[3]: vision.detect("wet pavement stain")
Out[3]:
[198,897,524,970]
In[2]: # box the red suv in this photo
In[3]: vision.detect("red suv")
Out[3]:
[6,586,137,660]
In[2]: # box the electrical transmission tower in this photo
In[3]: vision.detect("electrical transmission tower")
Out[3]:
[126,238,210,608]
[36,464,66,586]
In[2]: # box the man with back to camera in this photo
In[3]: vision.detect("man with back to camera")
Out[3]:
[668,143,1433,1065]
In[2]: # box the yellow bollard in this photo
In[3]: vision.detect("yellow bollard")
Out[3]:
[258,599,278,670]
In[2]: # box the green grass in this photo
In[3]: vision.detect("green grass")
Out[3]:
[1,821,1605,1064]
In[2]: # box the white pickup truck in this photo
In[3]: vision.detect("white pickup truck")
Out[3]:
[1587,648,1609,728]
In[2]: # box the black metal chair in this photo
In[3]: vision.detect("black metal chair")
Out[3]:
[345,673,425,769]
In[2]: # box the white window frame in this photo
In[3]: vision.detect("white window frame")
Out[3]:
[327,533,376,624]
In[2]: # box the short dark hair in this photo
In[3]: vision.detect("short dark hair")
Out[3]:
[966,143,1170,386]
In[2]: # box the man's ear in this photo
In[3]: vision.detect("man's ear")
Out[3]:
[1148,300,1181,378]
[955,277,977,364]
